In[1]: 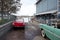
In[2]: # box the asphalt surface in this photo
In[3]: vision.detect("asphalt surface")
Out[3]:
[25,23,49,40]
[0,23,49,40]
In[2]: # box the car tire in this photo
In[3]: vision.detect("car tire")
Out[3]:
[41,30,46,38]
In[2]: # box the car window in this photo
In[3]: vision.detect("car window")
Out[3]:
[16,19,24,22]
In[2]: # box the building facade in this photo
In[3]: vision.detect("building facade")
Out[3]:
[35,0,60,27]
[36,0,57,13]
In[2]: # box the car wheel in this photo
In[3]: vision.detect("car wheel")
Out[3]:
[41,30,46,38]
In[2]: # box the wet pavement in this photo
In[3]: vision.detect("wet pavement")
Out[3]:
[25,23,48,40]
[0,28,25,40]
[0,23,49,40]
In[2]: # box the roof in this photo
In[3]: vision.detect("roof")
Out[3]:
[35,10,57,15]
[36,0,42,4]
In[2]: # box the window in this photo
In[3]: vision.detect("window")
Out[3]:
[59,0,60,1]
[58,0,60,12]
[58,2,60,5]
[57,14,60,19]
[58,7,60,12]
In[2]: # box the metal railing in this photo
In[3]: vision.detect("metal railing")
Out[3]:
[0,15,16,25]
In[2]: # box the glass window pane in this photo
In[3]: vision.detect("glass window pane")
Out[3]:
[57,14,60,19]
[58,6,60,12]
[59,0,60,1]
[59,2,60,5]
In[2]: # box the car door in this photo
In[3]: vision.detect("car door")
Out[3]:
[43,25,55,40]
[40,24,55,39]
[53,28,60,40]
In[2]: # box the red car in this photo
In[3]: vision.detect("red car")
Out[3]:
[12,19,25,27]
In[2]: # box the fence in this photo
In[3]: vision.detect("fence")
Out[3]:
[0,14,16,25]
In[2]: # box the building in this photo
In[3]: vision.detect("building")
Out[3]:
[35,0,60,27]
[17,16,33,22]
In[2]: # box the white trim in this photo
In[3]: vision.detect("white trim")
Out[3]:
[35,10,57,15]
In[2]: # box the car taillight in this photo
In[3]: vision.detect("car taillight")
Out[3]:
[12,23,14,25]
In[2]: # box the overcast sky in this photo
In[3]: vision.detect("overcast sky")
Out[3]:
[17,0,36,16]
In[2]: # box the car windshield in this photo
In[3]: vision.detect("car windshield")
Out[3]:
[16,19,24,22]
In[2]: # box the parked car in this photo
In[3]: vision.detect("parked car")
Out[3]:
[39,24,60,40]
[12,19,25,28]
